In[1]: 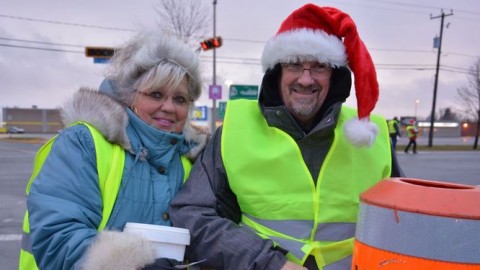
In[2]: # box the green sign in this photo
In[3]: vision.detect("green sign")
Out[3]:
[218,101,227,120]
[229,84,258,100]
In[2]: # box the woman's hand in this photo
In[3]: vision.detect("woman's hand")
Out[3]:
[280,261,308,270]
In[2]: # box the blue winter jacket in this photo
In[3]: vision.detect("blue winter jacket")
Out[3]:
[26,89,204,269]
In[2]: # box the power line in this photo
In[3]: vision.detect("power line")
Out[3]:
[0,43,83,54]
[370,48,432,53]
[0,14,133,32]
[0,37,84,48]
[0,39,474,74]
[366,0,480,16]
[4,41,466,73]
[2,35,477,59]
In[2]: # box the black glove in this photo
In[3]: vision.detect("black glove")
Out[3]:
[141,258,181,270]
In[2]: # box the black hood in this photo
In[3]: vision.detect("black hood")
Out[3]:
[258,63,352,118]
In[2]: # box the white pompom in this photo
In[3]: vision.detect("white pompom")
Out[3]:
[343,118,378,147]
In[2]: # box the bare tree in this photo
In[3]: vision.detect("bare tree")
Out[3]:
[437,107,459,121]
[155,0,211,48]
[457,58,480,149]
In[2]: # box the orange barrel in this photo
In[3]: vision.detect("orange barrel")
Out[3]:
[352,177,480,270]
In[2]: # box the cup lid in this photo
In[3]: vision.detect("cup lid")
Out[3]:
[124,222,190,235]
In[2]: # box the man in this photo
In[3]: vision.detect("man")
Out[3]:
[388,116,401,150]
[404,119,418,154]
[170,4,403,270]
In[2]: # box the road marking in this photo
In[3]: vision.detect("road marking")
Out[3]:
[0,234,22,241]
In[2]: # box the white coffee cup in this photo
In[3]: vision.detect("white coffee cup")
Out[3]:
[123,222,190,261]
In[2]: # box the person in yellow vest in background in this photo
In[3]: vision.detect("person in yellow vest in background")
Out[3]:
[404,119,419,154]
[170,4,404,270]
[387,116,401,150]
[19,28,208,270]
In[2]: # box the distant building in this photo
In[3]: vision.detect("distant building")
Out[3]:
[1,107,63,133]
[398,116,462,137]
[416,121,461,137]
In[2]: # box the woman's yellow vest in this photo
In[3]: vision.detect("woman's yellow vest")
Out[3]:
[19,122,192,270]
[406,125,417,138]
[221,100,391,269]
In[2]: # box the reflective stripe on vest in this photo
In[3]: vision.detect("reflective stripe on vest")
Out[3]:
[222,100,391,268]
[19,122,192,270]
[244,213,356,242]
[356,203,480,264]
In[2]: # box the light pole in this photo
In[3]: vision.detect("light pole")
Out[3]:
[415,99,419,119]
[225,80,233,90]
[211,0,218,133]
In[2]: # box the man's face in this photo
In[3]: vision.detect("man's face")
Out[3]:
[279,61,332,127]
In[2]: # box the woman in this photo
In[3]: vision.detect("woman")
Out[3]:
[20,30,207,269]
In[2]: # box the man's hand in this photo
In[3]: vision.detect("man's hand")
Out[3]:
[280,261,308,270]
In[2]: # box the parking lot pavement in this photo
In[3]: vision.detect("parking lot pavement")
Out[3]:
[397,136,476,146]
[396,151,480,186]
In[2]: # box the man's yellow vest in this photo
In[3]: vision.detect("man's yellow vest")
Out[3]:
[221,100,391,269]
[19,122,192,270]
[387,120,398,134]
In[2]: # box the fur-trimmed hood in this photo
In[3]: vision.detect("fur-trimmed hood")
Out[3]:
[60,88,208,160]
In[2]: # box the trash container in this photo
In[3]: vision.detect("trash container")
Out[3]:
[352,178,480,270]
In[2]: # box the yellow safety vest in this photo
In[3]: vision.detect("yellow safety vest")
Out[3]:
[406,125,417,139]
[222,100,391,269]
[19,122,192,270]
[387,120,398,134]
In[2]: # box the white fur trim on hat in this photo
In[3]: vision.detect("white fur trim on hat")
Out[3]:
[261,28,347,72]
[344,118,379,147]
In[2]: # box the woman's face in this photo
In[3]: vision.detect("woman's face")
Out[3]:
[132,77,191,133]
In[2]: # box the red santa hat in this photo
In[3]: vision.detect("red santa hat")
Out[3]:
[261,4,380,146]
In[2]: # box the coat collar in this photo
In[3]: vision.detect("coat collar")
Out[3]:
[260,102,342,140]
[60,88,206,160]
[125,109,188,162]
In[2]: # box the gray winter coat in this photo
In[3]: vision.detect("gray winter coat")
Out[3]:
[169,66,403,270]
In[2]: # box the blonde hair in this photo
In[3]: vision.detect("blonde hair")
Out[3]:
[104,30,202,107]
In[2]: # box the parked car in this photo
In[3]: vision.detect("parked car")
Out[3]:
[7,126,25,134]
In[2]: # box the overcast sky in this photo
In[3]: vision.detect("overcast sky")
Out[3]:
[1,0,479,122]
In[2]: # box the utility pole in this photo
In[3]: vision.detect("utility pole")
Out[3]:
[211,0,217,133]
[428,9,453,147]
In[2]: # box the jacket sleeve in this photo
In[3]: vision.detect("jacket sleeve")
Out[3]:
[169,126,288,270]
[27,125,102,269]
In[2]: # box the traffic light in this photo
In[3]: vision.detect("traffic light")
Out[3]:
[85,47,115,58]
[200,36,222,51]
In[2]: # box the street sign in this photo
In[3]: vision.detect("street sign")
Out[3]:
[192,106,208,121]
[229,84,258,100]
[218,101,227,120]
[93,58,110,64]
[209,85,222,99]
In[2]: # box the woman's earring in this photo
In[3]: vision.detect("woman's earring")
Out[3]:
[130,106,138,115]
